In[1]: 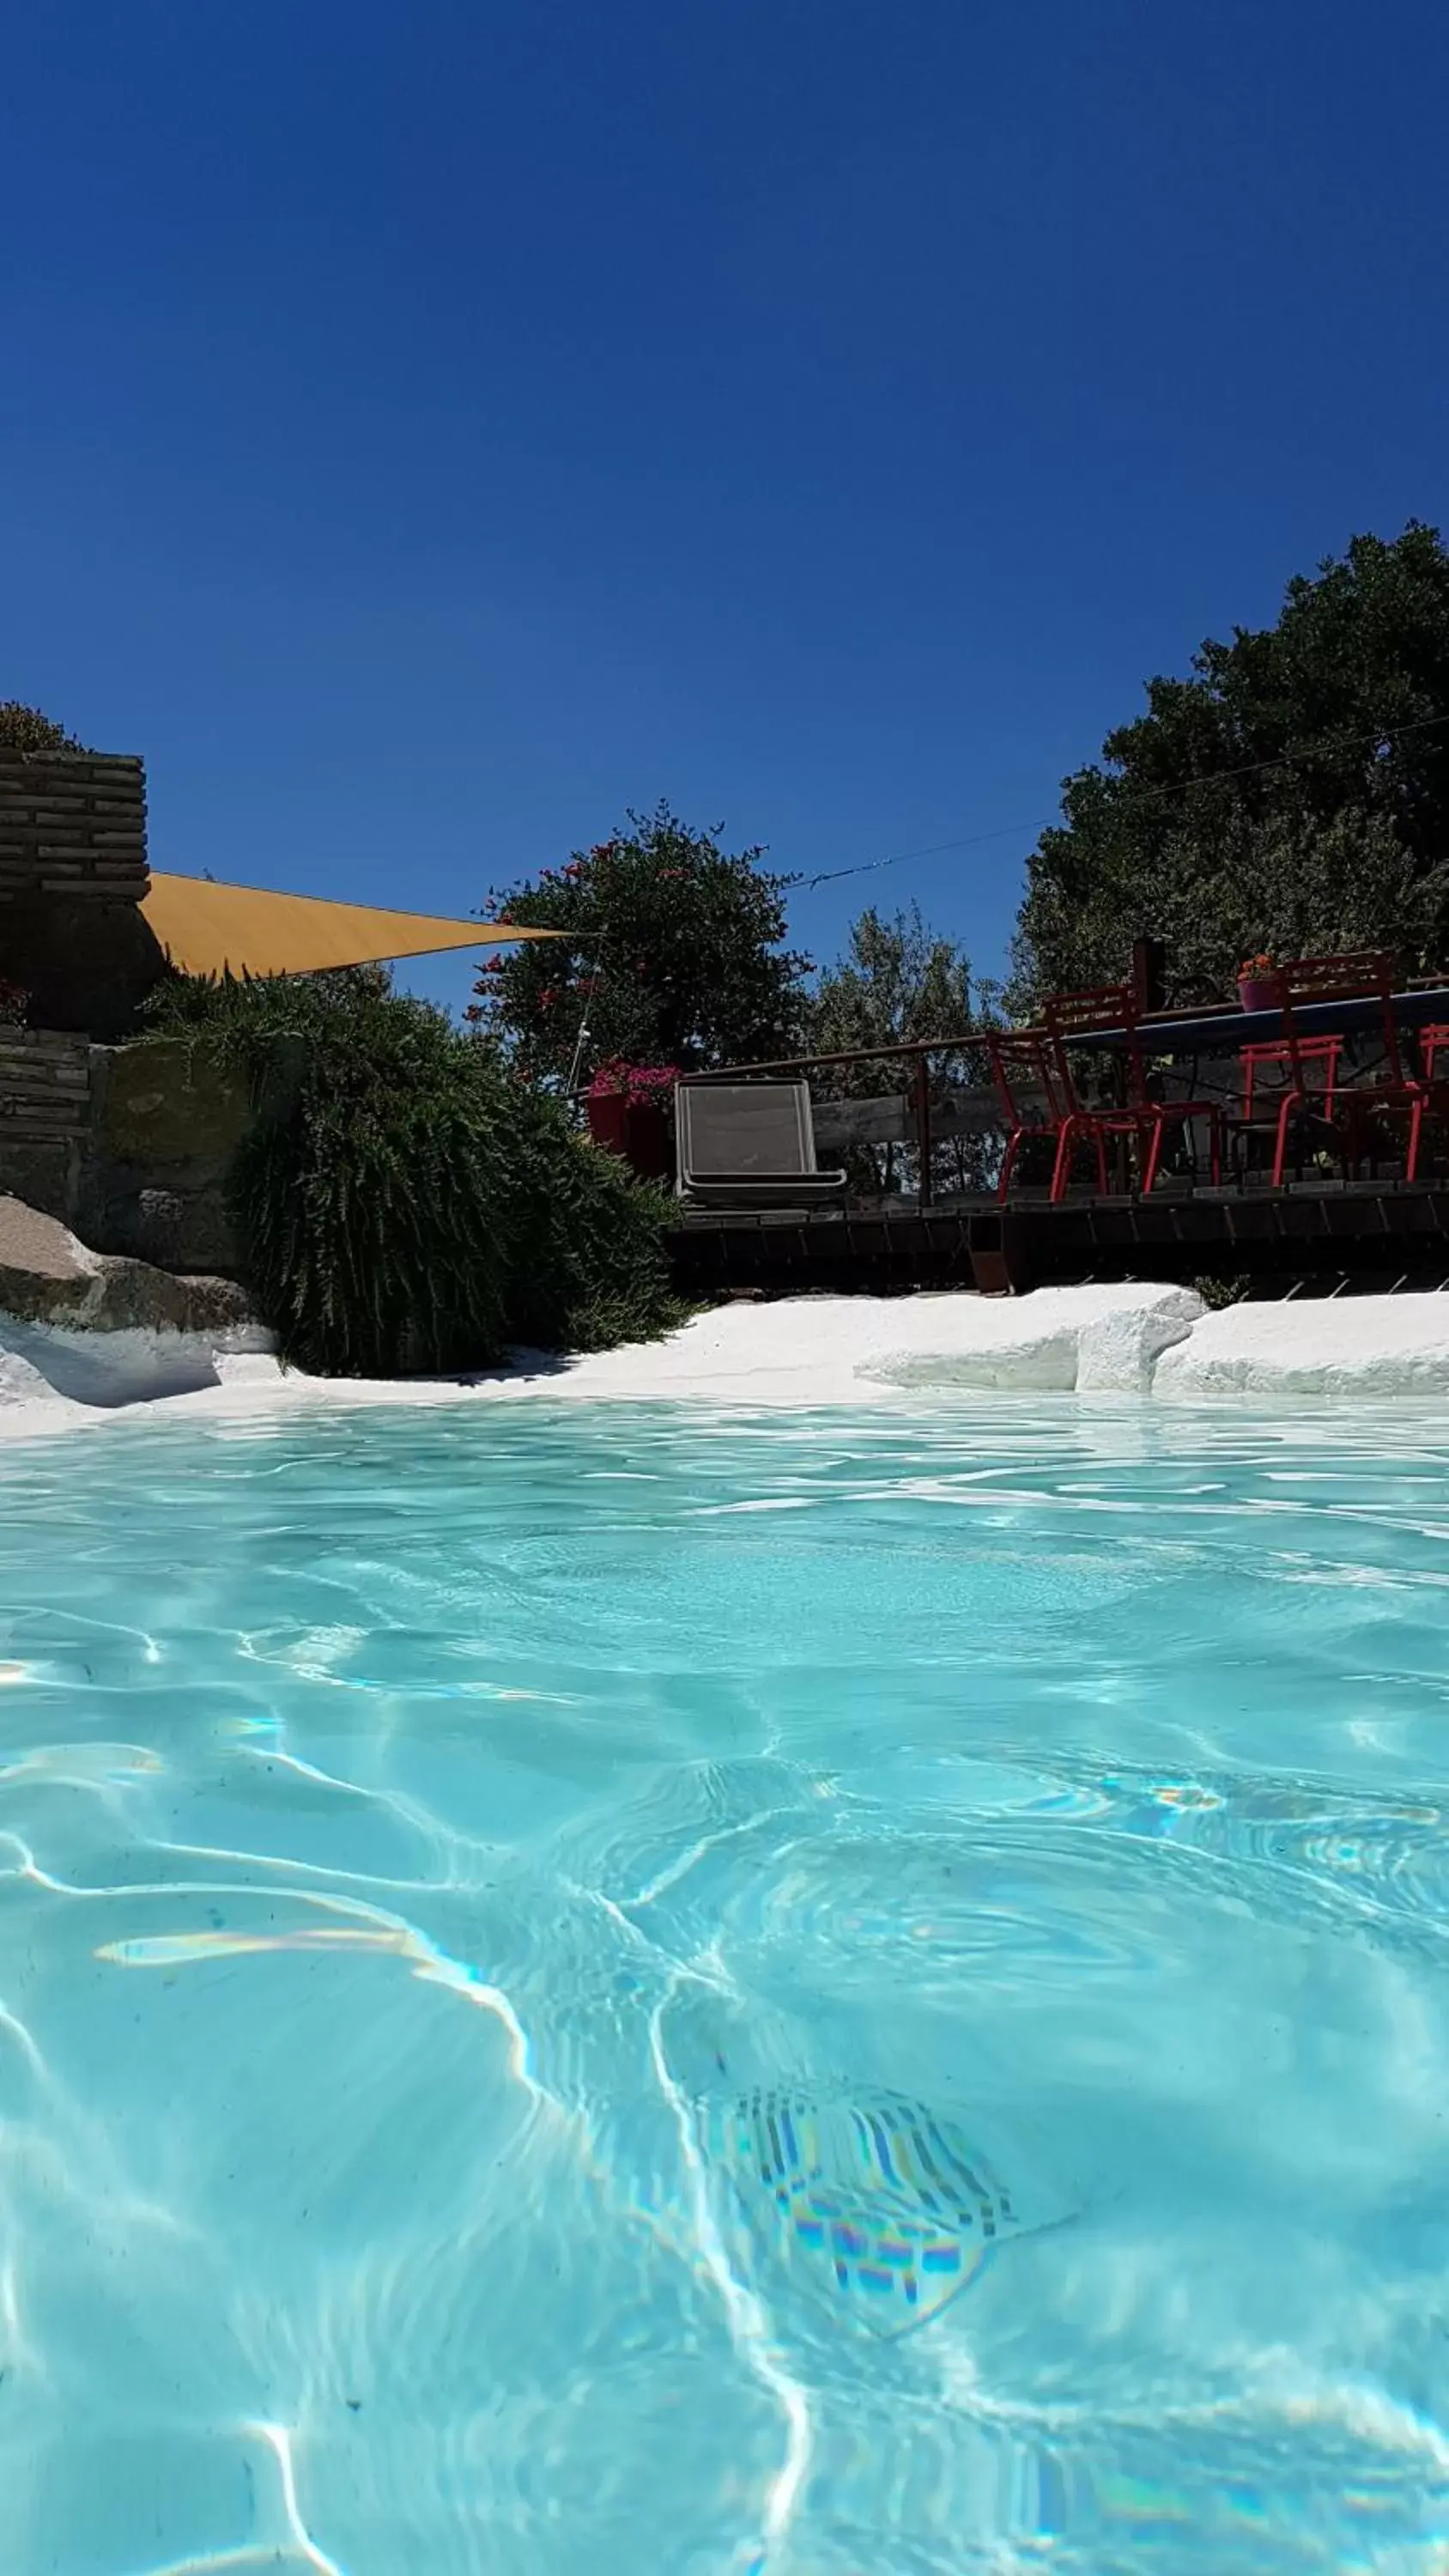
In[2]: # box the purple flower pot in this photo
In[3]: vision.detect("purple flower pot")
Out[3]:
[1238,976,1278,1013]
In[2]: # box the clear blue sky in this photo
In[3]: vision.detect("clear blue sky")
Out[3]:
[5,0,1448,1018]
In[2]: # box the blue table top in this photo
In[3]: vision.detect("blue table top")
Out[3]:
[1082,988,1449,1052]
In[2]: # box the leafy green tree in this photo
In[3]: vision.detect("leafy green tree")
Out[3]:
[809,903,976,1057]
[1013,525,1449,1007]
[0,702,83,755]
[807,903,991,1195]
[474,802,811,1084]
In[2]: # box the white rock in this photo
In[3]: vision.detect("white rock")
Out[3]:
[0,1341,65,1407]
[860,1284,1203,1394]
[0,1317,271,1410]
[1153,1293,1449,1400]
[1076,1287,1207,1392]
[9,1280,1449,1437]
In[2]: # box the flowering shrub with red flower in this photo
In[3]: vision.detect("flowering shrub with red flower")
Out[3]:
[587,1059,681,1103]
[0,980,28,1025]
[474,801,809,1090]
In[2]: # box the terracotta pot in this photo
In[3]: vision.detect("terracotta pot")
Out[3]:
[1238,975,1278,1013]
[585,1094,672,1182]
[621,1100,671,1182]
[585,1091,630,1155]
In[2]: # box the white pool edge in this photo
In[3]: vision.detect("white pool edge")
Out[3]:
[8,1282,1449,1437]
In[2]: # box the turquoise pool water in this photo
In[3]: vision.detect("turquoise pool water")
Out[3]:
[3,1396,1449,2573]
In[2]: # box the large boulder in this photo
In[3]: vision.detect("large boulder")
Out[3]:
[0,1193,251,1334]
[0,1194,266,1408]
[78,1034,306,1273]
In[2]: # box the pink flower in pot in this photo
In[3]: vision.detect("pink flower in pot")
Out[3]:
[588,1060,680,1104]
[585,1060,679,1179]
[1236,952,1279,1012]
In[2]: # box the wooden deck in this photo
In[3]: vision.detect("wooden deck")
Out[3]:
[667,981,1449,1298]
[669,1180,1449,1299]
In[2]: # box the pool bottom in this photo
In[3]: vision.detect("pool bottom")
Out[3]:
[1,1396,1447,2572]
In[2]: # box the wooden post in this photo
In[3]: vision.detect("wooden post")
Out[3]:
[912,1052,934,1207]
[1131,935,1166,1018]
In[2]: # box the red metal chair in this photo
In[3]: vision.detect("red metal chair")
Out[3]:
[1270,952,1428,1185]
[1234,1035,1343,1184]
[1409,1021,1449,1176]
[985,1025,1091,1203]
[1044,985,1224,1197]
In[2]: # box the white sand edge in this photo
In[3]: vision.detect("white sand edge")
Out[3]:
[7,1282,1449,1437]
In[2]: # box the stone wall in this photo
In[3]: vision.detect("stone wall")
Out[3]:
[0,1028,93,1226]
[0,750,149,902]
[0,1029,306,1276]
[0,750,166,1037]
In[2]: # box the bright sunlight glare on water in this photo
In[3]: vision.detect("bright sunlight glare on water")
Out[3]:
[3,1395,1449,2573]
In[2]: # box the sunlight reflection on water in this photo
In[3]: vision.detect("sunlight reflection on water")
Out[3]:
[2,1396,1449,2570]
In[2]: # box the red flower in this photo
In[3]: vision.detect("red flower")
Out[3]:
[562,860,583,878]
[588,1059,681,1102]
[482,954,505,973]
[538,987,559,1008]
[462,1003,485,1024]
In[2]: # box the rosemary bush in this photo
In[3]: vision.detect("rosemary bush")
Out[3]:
[148,970,683,1375]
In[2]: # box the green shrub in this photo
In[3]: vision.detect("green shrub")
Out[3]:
[0,702,84,755]
[1191,1273,1252,1311]
[147,970,684,1375]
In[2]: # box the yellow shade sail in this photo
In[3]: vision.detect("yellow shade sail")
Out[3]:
[141,872,560,980]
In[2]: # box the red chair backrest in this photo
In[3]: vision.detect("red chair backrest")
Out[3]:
[985,1027,1073,1127]
[1045,984,1144,1110]
[1422,1023,1449,1080]
[1240,1036,1342,1121]
[1275,951,1404,1084]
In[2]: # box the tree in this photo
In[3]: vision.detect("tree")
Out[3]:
[807,903,991,1195]
[0,702,83,755]
[474,802,810,1084]
[809,903,976,1056]
[1012,525,1449,1007]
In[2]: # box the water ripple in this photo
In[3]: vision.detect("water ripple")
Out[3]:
[5,1397,1449,2568]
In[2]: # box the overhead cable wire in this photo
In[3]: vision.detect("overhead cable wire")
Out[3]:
[792,708,1449,892]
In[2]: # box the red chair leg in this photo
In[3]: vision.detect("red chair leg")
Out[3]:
[1094,1127,1110,1194]
[1143,1115,1163,1195]
[1051,1119,1078,1203]
[997,1128,1023,1205]
[1407,1094,1425,1184]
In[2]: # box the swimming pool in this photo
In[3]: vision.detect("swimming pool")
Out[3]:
[3,1394,1449,2573]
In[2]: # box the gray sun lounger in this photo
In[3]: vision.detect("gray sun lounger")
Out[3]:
[675,1080,848,1208]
